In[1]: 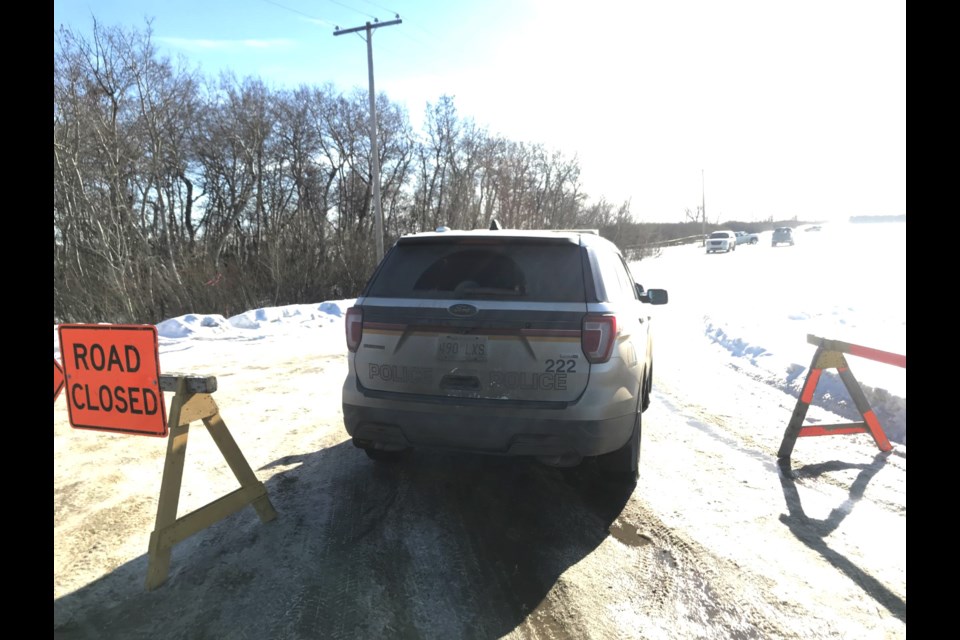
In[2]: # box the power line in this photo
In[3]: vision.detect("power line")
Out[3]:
[260,0,320,21]
[323,0,378,20]
[259,0,338,28]
[356,0,399,15]
[262,0,411,40]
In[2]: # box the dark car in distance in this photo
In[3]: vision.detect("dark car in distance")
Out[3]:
[772,227,795,246]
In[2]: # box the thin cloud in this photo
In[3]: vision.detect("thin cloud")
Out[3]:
[299,17,337,28]
[157,37,297,52]
[258,0,338,29]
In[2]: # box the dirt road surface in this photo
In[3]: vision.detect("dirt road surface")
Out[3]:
[54,310,906,639]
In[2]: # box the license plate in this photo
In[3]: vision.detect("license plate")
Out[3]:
[437,335,488,362]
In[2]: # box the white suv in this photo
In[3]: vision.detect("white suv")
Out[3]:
[705,230,737,253]
[342,226,669,483]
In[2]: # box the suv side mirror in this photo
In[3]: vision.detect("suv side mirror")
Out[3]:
[640,288,668,305]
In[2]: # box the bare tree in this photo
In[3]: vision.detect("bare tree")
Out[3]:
[54,19,200,322]
[55,21,647,324]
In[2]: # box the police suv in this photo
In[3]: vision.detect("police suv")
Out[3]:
[341,224,668,483]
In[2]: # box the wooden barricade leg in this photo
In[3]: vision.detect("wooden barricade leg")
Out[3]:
[145,376,277,590]
[777,346,824,460]
[836,365,892,452]
[146,378,191,590]
[203,410,277,523]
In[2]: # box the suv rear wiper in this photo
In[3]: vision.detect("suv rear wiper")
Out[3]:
[456,286,524,297]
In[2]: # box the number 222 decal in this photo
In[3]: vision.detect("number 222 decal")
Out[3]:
[544,359,577,373]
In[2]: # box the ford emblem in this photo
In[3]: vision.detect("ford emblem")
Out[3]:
[448,303,478,317]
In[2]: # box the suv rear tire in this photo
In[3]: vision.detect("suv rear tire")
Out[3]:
[597,412,640,484]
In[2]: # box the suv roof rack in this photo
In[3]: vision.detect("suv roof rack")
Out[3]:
[481,220,598,235]
[555,229,599,235]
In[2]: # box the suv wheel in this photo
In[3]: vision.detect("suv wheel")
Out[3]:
[597,413,640,484]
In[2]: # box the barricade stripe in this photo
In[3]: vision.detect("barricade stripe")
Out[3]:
[801,368,822,404]
[862,409,893,452]
[847,344,906,368]
[798,424,869,437]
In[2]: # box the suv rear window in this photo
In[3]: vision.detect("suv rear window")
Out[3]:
[365,242,586,302]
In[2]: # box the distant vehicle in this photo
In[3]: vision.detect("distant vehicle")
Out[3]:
[341,225,669,484]
[804,225,822,232]
[772,227,795,246]
[734,231,759,245]
[705,230,737,253]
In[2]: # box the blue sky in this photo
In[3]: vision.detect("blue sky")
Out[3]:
[53,0,906,224]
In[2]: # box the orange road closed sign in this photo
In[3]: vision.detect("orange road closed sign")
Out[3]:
[58,324,168,437]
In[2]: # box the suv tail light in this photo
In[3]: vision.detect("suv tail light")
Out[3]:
[345,306,363,352]
[582,314,617,363]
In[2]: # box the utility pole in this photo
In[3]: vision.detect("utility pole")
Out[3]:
[334,16,402,262]
[701,169,706,246]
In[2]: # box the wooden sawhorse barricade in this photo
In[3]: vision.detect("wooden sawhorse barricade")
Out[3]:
[146,374,277,590]
[777,335,906,461]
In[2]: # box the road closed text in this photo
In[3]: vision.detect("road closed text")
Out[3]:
[68,343,160,415]
[70,383,160,415]
[72,342,143,373]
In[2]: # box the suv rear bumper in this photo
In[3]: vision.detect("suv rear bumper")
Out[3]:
[342,401,636,457]
[706,243,732,252]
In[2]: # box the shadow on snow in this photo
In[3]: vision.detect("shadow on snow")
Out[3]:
[54,440,634,640]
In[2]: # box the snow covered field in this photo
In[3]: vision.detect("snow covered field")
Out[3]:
[94,219,903,444]
[53,219,906,443]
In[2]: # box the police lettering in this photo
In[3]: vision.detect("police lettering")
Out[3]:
[72,343,141,373]
[489,371,567,391]
[69,384,160,415]
[369,363,432,384]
